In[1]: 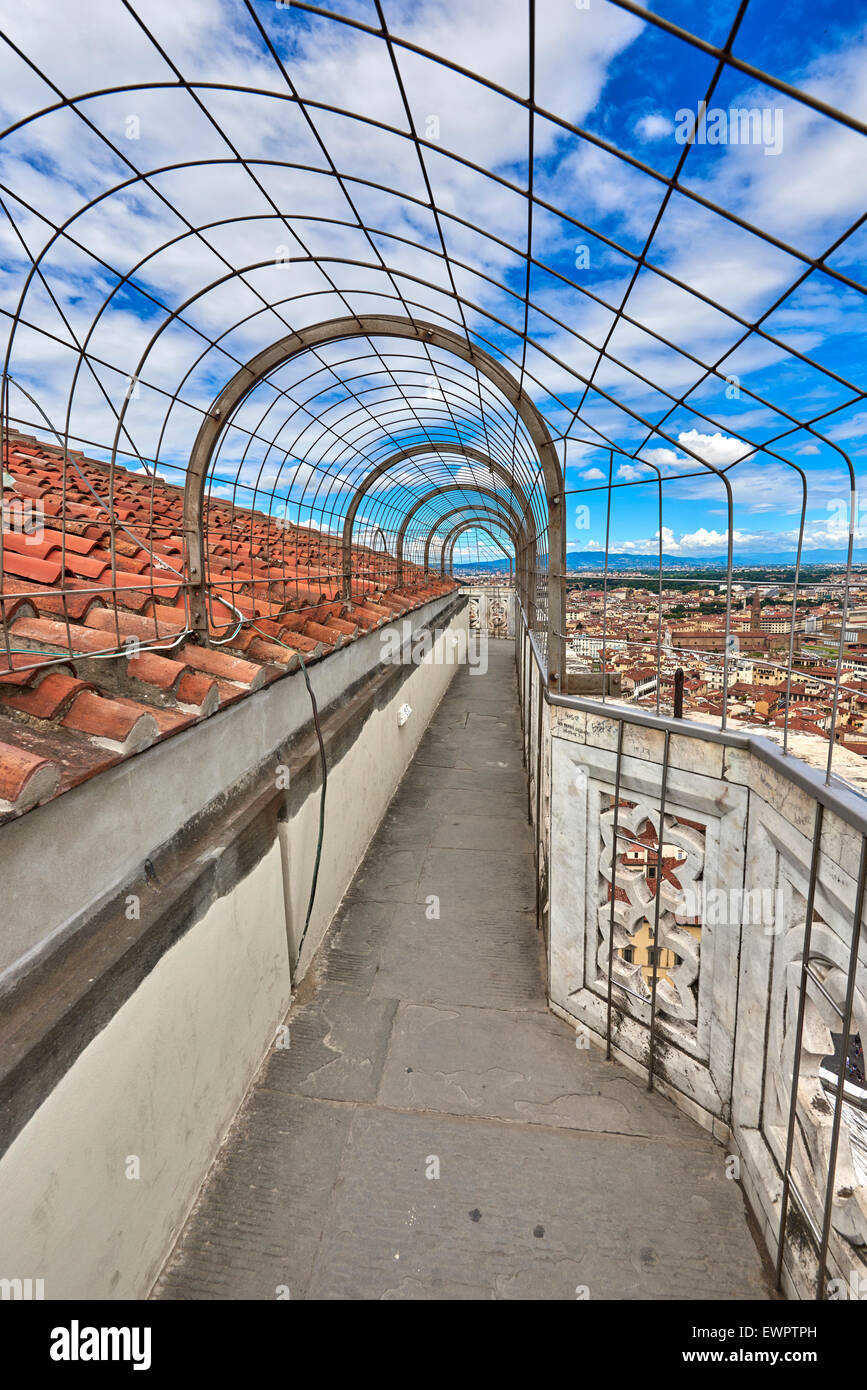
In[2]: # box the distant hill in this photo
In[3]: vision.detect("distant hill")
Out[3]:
[454,547,867,573]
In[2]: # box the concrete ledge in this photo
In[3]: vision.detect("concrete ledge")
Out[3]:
[0,590,462,992]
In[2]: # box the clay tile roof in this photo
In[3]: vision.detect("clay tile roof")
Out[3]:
[0,431,458,820]
[179,643,266,689]
[2,551,63,585]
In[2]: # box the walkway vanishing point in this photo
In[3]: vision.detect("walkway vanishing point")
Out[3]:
[155,644,771,1301]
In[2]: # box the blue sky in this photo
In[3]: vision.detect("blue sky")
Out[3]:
[0,0,865,564]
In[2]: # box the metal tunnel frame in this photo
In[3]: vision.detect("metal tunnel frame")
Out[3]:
[0,8,862,771]
[181,315,564,681]
[341,442,534,596]
[446,524,515,580]
[405,487,526,577]
[2,0,864,760]
[422,505,518,574]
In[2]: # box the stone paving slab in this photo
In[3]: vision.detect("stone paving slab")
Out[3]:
[429,812,533,852]
[305,1107,769,1302]
[377,1000,709,1138]
[411,764,528,793]
[323,898,398,993]
[422,786,528,820]
[344,844,426,904]
[368,908,546,1011]
[156,1093,352,1301]
[417,847,536,915]
[264,989,398,1104]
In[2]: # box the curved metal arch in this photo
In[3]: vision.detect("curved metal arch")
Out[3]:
[422,504,519,572]
[341,442,536,600]
[182,314,565,680]
[398,485,530,580]
[0,15,861,784]
[434,508,519,575]
[84,257,847,707]
[443,515,518,573]
[449,524,515,567]
[437,507,519,551]
[447,522,516,580]
[110,263,787,705]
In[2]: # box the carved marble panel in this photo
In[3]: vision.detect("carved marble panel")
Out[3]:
[549,727,747,1119]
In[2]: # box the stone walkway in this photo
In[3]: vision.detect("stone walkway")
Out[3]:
[155,643,771,1300]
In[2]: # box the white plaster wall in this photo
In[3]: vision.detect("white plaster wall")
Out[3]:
[0,843,290,1300]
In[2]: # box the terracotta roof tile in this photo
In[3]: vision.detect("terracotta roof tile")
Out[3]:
[60,690,160,752]
[303,619,345,648]
[1,671,92,719]
[10,614,111,656]
[349,604,386,628]
[83,607,184,642]
[110,695,195,735]
[2,551,63,585]
[253,623,322,656]
[63,552,110,582]
[244,636,298,667]
[0,654,50,685]
[2,527,98,559]
[0,741,60,810]
[126,650,189,692]
[175,670,221,713]
[178,643,267,689]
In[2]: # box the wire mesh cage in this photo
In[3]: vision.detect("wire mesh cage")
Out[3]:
[1,0,865,786]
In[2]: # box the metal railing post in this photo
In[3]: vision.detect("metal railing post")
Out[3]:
[815,836,867,1297]
[647,729,672,1091]
[605,722,626,1060]
[775,801,824,1292]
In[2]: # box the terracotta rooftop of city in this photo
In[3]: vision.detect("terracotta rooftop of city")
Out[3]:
[0,432,456,821]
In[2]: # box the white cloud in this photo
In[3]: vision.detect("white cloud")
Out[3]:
[679,527,746,552]
[615,463,644,482]
[634,113,674,142]
[641,447,682,468]
[617,433,754,483]
[618,526,752,555]
[676,430,753,467]
[613,514,867,555]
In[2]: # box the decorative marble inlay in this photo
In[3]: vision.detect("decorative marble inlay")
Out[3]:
[596,797,705,1025]
[488,596,509,636]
